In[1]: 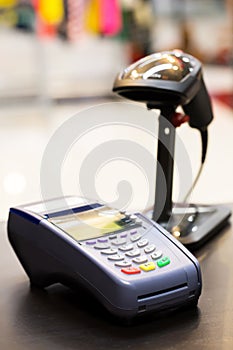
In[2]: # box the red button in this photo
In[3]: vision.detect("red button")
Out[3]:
[121,267,141,275]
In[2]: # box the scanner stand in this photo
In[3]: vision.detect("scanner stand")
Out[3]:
[144,107,231,250]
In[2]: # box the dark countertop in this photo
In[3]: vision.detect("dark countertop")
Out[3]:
[1,211,233,350]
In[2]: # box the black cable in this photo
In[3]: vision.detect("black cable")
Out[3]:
[171,127,209,237]
[183,127,208,203]
[200,127,208,164]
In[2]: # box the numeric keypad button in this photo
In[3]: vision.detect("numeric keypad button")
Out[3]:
[137,239,148,248]
[118,244,134,252]
[125,249,141,258]
[108,254,125,261]
[144,244,156,254]
[101,248,118,255]
[130,234,142,242]
[151,250,163,260]
[94,243,110,250]
[115,260,132,268]
[132,255,148,264]
[111,238,127,246]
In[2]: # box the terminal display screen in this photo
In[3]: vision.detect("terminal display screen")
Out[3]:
[47,205,136,241]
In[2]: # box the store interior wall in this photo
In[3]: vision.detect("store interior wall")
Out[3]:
[0,0,232,220]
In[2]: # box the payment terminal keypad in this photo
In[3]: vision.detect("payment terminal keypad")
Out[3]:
[84,224,171,275]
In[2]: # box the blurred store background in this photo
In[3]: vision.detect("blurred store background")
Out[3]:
[0,0,233,220]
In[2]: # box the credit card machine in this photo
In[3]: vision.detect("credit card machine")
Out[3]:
[8,196,202,319]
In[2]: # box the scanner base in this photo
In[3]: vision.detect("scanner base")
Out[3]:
[145,204,231,250]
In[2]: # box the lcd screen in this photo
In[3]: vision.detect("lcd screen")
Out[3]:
[47,205,136,241]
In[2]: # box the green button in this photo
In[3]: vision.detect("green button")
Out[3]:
[157,256,170,268]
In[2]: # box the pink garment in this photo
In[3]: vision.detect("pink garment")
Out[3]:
[100,0,122,36]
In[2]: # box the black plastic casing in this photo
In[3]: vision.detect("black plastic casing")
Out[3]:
[113,51,213,130]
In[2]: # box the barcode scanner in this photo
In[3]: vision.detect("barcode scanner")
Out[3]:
[113,51,213,129]
[113,50,231,249]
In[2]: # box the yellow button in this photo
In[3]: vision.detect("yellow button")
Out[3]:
[139,262,156,272]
